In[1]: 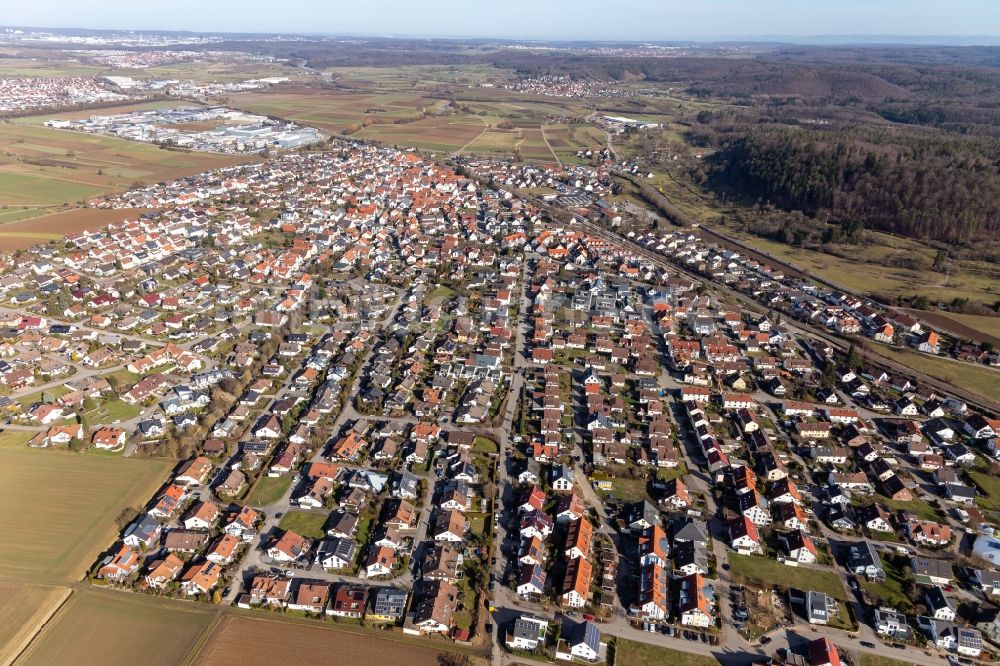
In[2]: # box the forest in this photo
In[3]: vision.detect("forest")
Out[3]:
[702,126,1000,244]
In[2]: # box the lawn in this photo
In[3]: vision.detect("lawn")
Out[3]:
[860,557,913,613]
[0,582,71,665]
[876,496,945,522]
[467,512,486,537]
[967,471,1000,511]
[615,638,719,666]
[104,368,142,387]
[602,473,651,503]
[244,474,292,508]
[83,397,141,424]
[0,447,171,582]
[355,512,374,547]
[474,436,498,454]
[18,588,215,666]
[657,461,689,483]
[428,285,456,300]
[278,510,329,540]
[16,385,70,409]
[728,553,847,600]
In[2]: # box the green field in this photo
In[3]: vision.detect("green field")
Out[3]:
[245,474,292,508]
[0,111,254,209]
[728,553,847,600]
[0,171,99,206]
[278,510,329,540]
[18,588,215,666]
[0,207,48,224]
[876,347,1000,404]
[615,638,719,666]
[0,447,171,582]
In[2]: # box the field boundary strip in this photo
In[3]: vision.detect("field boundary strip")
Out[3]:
[9,587,75,666]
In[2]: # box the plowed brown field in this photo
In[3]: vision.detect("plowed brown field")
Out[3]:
[0,207,156,250]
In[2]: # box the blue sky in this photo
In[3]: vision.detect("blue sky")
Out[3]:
[3,0,997,41]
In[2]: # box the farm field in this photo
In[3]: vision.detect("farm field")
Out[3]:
[0,111,256,210]
[615,638,719,666]
[728,553,847,600]
[18,588,215,666]
[0,431,30,448]
[191,614,451,666]
[545,123,608,162]
[0,207,156,250]
[0,207,47,224]
[234,90,443,132]
[9,100,186,125]
[0,55,105,78]
[947,313,1000,340]
[0,582,71,665]
[233,88,599,159]
[0,447,171,582]
[119,60,306,83]
[328,64,513,90]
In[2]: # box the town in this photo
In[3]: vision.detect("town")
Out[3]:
[0,14,998,666]
[0,127,990,666]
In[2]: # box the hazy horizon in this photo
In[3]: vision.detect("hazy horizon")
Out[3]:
[2,0,999,44]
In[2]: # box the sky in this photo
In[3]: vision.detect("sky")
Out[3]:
[3,0,998,42]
